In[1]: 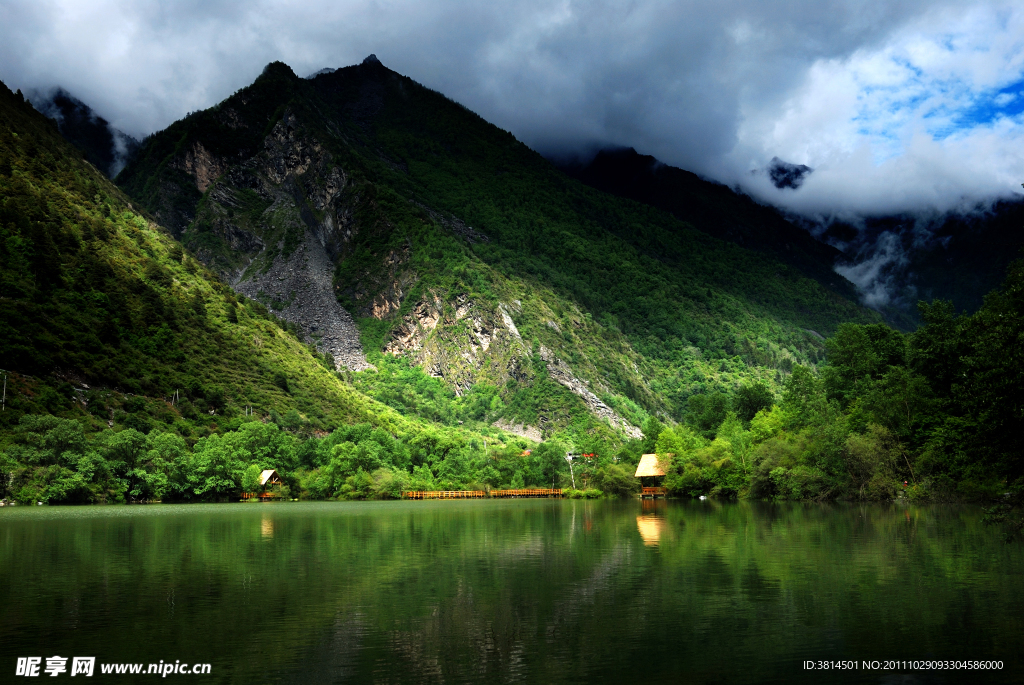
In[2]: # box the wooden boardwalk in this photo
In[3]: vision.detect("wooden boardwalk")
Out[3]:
[641,486,667,499]
[403,490,484,500]
[403,489,562,500]
[491,488,562,498]
[241,492,279,500]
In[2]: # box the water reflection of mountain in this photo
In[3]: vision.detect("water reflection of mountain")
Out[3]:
[1,501,1020,684]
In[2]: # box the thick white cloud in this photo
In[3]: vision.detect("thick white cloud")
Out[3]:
[734,2,1024,216]
[1,0,1022,216]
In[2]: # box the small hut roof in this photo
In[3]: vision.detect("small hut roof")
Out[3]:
[634,454,667,478]
[259,469,281,486]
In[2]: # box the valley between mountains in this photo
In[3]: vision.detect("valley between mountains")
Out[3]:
[1,56,1021,506]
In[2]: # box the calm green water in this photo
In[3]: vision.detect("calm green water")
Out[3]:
[1,500,1021,684]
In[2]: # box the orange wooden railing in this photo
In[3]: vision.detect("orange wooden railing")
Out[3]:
[641,487,667,497]
[490,488,563,498]
[403,490,485,499]
[241,492,280,500]
[402,489,563,500]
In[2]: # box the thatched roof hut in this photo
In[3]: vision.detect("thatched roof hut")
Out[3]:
[260,469,283,487]
[634,454,667,478]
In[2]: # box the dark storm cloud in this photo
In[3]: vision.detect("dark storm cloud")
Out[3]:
[1,0,1022,216]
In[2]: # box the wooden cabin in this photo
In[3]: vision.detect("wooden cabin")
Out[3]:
[260,469,283,488]
[258,469,283,499]
[242,469,284,500]
[635,454,668,498]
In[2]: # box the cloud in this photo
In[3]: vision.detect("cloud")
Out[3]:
[731,3,1024,215]
[0,0,1022,217]
[834,231,910,308]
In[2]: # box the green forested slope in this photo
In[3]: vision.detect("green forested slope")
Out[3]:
[0,81,375,426]
[0,80,523,504]
[117,59,879,433]
[555,146,856,301]
[653,257,1024,508]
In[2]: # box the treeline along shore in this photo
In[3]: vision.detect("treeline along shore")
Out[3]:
[3,264,1022,506]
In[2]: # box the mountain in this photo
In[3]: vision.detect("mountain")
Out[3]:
[555,147,1024,332]
[766,157,812,190]
[116,58,879,438]
[554,147,857,304]
[0,79,413,436]
[3,76,549,503]
[812,200,1024,328]
[3,68,1019,506]
[28,87,140,178]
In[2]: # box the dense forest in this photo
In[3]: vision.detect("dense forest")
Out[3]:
[655,268,1024,502]
[1,66,1021,508]
[5,266,1021,505]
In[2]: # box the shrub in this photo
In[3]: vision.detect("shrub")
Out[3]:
[591,463,639,497]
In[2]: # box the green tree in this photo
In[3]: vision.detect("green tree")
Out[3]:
[188,434,243,499]
[782,366,829,428]
[749,405,788,444]
[640,416,664,454]
[860,367,933,442]
[242,463,261,495]
[716,413,753,470]
[103,429,149,501]
[591,463,639,497]
[686,393,728,439]
[822,323,907,407]
[732,382,775,423]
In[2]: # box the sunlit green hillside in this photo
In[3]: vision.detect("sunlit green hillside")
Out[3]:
[117,59,880,435]
[0,80,388,431]
[0,79,519,503]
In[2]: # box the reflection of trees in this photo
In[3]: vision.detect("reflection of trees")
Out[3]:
[0,501,1020,683]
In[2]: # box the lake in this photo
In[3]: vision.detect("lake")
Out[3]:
[1,499,1021,683]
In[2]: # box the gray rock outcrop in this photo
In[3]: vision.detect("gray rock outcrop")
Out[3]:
[538,346,642,439]
[234,228,372,372]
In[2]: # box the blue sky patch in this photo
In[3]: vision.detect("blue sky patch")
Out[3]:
[939,77,1024,137]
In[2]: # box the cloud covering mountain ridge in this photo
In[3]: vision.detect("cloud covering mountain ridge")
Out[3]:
[2,0,1023,219]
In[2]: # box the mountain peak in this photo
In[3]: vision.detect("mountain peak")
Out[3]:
[362,54,382,66]
[27,86,138,178]
[257,61,299,83]
[767,156,812,190]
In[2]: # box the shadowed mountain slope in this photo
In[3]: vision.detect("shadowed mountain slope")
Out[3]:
[28,87,139,178]
[556,147,856,302]
[815,200,1024,329]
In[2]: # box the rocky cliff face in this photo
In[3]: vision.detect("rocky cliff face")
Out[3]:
[367,280,643,438]
[538,346,642,439]
[378,292,529,394]
[157,109,372,371]
[174,141,229,193]
[114,60,678,439]
[234,226,372,371]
